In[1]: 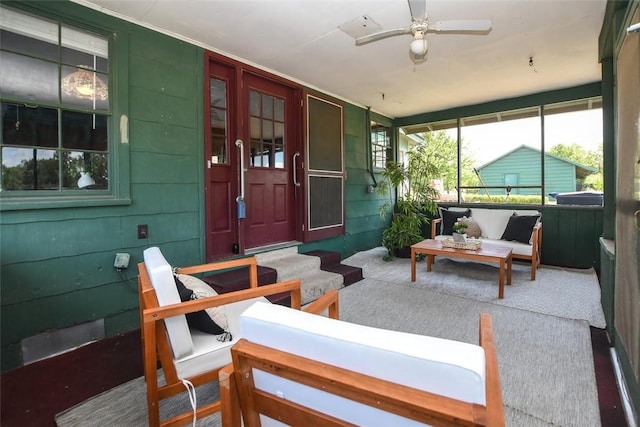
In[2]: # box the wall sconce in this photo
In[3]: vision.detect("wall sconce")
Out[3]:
[62,67,108,100]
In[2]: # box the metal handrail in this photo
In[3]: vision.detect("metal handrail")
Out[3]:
[235,139,245,201]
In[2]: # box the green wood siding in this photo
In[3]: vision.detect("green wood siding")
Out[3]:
[0,1,206,372]
[539,206,603,268]
[0,1,390,372]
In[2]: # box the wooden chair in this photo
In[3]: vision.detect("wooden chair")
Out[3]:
[138,247,339,427]
[219,308,504,427]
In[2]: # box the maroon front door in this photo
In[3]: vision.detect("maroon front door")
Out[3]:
[241,73,297,250]
[205,56,300,260]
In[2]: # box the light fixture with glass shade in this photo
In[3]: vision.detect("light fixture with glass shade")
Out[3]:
[62,66,108,101]
[409,30,428,56]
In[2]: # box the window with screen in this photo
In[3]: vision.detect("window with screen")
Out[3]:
[406,97,602,206]
[371,121,391,169]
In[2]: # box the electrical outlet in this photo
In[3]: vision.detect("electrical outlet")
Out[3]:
[138,224,148,239]
[114,253,130,270]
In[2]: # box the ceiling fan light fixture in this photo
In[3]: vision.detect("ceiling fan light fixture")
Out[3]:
[410,36,427,55]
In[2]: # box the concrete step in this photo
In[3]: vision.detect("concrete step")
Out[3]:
[301,249,363,286]
[201,248,361,306]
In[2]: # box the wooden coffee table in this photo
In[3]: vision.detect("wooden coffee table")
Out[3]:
[411,239,513,299]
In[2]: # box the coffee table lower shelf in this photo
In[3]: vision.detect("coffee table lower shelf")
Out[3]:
[410,239,513,299]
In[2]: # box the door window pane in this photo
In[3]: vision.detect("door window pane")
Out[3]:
[274,98,284,121]
[249,90,285,169]
[262,94,273,119]
[210,78,228,164]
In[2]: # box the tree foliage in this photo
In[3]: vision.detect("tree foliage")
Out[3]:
[549,143,603,190]
[416,131,476,192]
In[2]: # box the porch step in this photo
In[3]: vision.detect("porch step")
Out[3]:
[301,250,363,286]
[201,248,362,306]
[201,264,290,306]
[255,248,344,305]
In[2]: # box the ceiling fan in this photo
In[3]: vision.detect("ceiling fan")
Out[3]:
[355,0,492,63]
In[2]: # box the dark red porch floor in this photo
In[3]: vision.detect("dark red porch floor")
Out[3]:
[0,327,627,427]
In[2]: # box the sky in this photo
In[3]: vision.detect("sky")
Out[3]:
[443,108,603,166]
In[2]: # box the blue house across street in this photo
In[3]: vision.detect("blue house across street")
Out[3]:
[475,144,597,198]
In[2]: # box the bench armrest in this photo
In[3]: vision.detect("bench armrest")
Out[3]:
[431,217,442,239]
[142,279,303,323]
[303,289,339,319]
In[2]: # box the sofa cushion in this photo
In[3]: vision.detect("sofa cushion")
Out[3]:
[457,216,482,238]
[439,207,471,235]
[177,274,230,330]
[240,302,487,415]
[501,214,540,245]
[174,275,229,337]
[470,208,515,239]
[143,247,193,359]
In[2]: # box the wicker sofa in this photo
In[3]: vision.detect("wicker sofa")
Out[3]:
[431,207,542,280]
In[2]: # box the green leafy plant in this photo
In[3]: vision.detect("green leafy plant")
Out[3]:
[377,147,440,260]
[453,221,468,234]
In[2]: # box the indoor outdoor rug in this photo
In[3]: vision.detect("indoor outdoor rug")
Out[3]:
[56,248,603,426]
[343,246,606,328]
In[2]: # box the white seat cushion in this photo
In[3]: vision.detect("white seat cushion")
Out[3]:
[240,302,486,427]
[434,235,533,256]
[174,296,268,379]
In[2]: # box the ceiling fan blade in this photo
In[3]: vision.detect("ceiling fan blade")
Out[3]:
[407,0,427,21]
[428,19,493,32]
[355,28,412,46]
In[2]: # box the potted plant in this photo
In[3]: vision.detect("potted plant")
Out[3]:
[377,147,440,260]
[452,221,468,242]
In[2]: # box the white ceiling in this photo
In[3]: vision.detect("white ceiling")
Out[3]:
[73,0,607,119]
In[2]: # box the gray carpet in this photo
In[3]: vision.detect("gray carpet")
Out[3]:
[56,247,604,427]
[343,246,606,328]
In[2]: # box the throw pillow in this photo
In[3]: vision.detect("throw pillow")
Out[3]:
[174,274,232,341]
[500,214,540,245]
[457,216,482,238]
[439,207,471,235]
